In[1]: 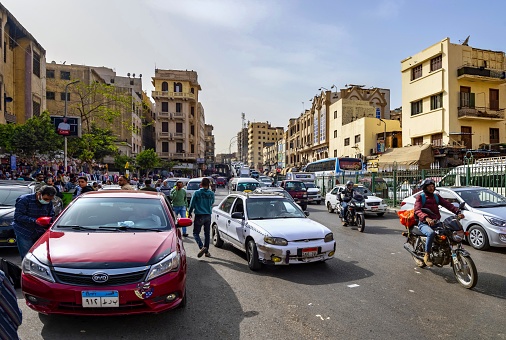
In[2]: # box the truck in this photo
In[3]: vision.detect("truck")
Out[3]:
[279,180,308,210]
[239,167,250,178]
[285,172,321,204]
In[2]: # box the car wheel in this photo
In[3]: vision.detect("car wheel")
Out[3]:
[246,239,262,271]
[467,225,490,250]
[376,212,385,217]
[212,224,224,248]
[327,202,334,213]
[177,290,187,309]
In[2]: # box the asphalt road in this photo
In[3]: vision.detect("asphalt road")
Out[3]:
[3,188,506,339]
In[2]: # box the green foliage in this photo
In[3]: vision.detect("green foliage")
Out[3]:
[67,125,118,163]
[114,154,134,171]
[159,159,180,172]
[0,123,16,152]
[136,149,160,176]
[10,112,63,159]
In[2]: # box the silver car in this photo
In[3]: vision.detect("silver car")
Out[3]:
[401,186,506,250]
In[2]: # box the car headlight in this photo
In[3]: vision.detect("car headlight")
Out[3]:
[22,253,55,283]
[264,236,288,246]
[452,230,465,242]
[146,251,180,281]
[302,194,307,198]
[324,233,334,242]
[0,217,13,227]
[484,216,506,227]
[380,200,385,205]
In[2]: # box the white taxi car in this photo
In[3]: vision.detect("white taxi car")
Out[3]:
[211,192,336,270]
[325,185,387,216]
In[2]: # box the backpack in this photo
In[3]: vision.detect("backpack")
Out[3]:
[397,193,439,228]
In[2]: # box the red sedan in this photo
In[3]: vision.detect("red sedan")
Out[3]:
[21,191,192,316]
[215,177,227,188]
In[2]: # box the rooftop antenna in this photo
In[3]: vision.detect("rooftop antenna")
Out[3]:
[461,35,470,46]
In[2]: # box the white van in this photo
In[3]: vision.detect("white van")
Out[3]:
[228,178,261,193]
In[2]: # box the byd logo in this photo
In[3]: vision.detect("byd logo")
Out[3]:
[92,272,109,283]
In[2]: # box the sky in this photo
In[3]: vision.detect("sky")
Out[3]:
[3,0,506,154]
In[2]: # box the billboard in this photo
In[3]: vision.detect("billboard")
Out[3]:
[50,116,81,137]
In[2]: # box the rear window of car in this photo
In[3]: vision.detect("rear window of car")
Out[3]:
[187,182,201,190]
[0,187,31,206]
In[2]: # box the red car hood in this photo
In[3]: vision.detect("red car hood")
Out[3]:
[31,230,176,269]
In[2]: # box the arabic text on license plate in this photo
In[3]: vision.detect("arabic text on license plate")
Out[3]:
[82,291,119,308]
[302,247,318,258]
[371,206,378,210]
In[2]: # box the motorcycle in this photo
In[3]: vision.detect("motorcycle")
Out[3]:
[338,193,366,232]
[402,203,478,289]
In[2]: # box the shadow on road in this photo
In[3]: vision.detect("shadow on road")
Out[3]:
[36,257,245,339]
[430,268,506,299]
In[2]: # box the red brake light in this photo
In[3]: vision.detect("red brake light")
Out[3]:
[400,202,406,206]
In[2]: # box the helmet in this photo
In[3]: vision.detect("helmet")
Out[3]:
[420,179,435,191]
[346,181,354,187]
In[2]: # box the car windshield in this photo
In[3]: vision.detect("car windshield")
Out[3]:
[353,187,370,195]
[187,182,201,190]
[456,188,506,208]
[54,197,171,231]
[246,198,304,219]
[237,182,260,191]
[304,183,316,189]
[0,187,31,206]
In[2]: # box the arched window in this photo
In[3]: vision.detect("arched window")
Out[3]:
[174,82,182,92]
[191,87,194,94]
[161,82,168,91]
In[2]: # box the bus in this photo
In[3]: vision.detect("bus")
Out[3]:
[438,157,506,196]
[305,157,364,194]
[215,163,232,180]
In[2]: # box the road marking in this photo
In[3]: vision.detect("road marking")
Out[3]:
[409,290,415,293]
[347,284,360,288]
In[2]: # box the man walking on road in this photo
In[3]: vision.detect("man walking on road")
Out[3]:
[170,180,189,237]
[188,177,215,258]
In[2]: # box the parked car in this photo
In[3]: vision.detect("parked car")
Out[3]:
[279,180,308,210]
[0,181,64,249]
[211,192,335,270]
[186,177,216,204]
[21,190,193,315]
[228,178,261,194]
[401,186,506,250]
[325,184,387,216]
[253,187,294,202]
[215,177,227,188]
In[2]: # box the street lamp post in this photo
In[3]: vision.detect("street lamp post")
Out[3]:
[229,136,237,165]
[63,80,80,171]
[378,118,386,152]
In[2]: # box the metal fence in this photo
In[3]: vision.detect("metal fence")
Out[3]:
[316,162,506,207]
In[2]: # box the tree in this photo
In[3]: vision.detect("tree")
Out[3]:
[67,125,118,163]
[0,123,16,153]
[10,112,63,161]
[159,159,180,173]
[114,154,134,172]
[136,149,159,176]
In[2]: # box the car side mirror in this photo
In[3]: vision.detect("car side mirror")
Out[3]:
[177,217,193,227]
[231,212,244,219]
[36,216,52,227]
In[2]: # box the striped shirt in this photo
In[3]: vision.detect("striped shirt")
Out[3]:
[0,270,22,340]
[12,193,54,239]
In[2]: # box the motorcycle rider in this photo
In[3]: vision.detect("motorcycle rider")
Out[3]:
[339,181,355,226]
[414,179,464,267]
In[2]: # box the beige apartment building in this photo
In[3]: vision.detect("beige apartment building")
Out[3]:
[0,4,46,124]
[204,124,215,166]
[151,69,205,173]
[247,122,284,170]
[401,37,506,149]
[45,63,143,157]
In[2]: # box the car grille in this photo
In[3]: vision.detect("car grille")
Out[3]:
[366,202,379,206]
[53,269,147,286]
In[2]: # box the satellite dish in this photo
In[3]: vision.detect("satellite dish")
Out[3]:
[127,73,131,77]
[132,73,135,78]
[461,35,470,46]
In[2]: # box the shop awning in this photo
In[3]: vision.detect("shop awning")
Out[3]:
[377,144,434,170]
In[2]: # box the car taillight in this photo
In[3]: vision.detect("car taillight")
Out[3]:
[400,202,406,206]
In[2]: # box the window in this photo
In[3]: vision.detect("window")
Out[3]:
[60,93,70,101]
[162,122,168,132]
[191,107,194,116]
[191,87,194,94]
[334,111,337,119]
[161,102,168,112]
[33,52,40,78]
[411,100,423,115]
[431,133,442,146]
[334,150,337,157]
[411,64,422,80]
[46,69,55,79]
[33,101,41,116]
[4,42,6,63]
[176,142,183,153]
[174,82,182,92]
[110,78,115,83]
[46,91,55,100]
[162,142,169,153]
[176,103,182,113]
[191,144,195,153]
[430,55,442,71]
[490,128,499,144]
[176,122,183,133]
[355,134,361,143]
[344,138,350,146]
[412,136,423,145]
[490,89,499,110]
[430,93,443,110]
[334,130,337,138]
[60,71,71,80]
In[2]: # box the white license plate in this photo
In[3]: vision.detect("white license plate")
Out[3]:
[302,247,318,257]
[82,291,119,308]
[371,206,378,210]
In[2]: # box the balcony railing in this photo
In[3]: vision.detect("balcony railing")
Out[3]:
[159,152,197,159]
[152,91,196,100]
[4,112,16,123]
[457,66,506,83]
[172,112,185,120]
[458,107,504,120]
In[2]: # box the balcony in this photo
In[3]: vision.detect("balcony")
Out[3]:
[173,132,184,139]
[458,107,504,120]
[188,114,194,123]
[159,152,197,160]
[158,111,170,119]
[158,131,171,139]
[172,112,185,120]
[4,111,16,123]
[457,66,506,84]
[152,91,196,101]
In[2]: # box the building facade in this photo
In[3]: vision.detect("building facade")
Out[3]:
[247,121,284,170]
[151,69,204,174]
[0,4,46,124]
[237,127,248,163]
[204,124,215,167]
[401,37,506,150]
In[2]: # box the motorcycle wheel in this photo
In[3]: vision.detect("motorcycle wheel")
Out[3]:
[452,254,478,289]
[357,214,365,233]
[411,239,426,268]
